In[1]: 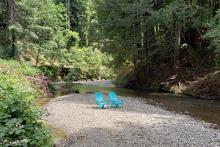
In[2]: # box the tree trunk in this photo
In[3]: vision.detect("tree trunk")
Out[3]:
[66,0,71,30]
[213,0,220,16]
[188,0,192,8]
[35,49,40,67]
[3,0,16,58]
[4,0,16,23]
[3,0,15,43]
[10,29,16,58]
[173,23,181,70]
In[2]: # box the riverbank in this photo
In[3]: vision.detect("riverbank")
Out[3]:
[119,68,220,100]
[44,93,220,146]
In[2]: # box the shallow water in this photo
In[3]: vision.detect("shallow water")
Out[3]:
[52,81,220,129]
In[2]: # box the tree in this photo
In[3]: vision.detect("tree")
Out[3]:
[205,9,220,68]
[0,0,16,58]
[7,0,81,66]
[95,0,220,88]
[97,0,153,68]
[55,0,96,46]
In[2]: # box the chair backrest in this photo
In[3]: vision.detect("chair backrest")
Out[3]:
[95,92,103,103]
[109,91,118,102]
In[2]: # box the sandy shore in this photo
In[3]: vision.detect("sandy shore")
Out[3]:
[44,93,220,147]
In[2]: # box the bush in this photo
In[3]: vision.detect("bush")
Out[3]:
[39,65,60,79]
[64,68,81,81]
[0,60,53,146]
[99,66,115,80]
[0,74,53,147]
[64,47,115,81]
[0,59,41,76]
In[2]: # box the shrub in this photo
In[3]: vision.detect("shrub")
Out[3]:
[39,65,60,79]
[65,47,114,81]
[39,66,54,78]
[0,59,41,76]
[64,68,81,81]
[99,66,115,80]
[0,68,53,146]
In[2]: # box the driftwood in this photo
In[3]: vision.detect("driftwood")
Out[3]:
[27,75,53,98]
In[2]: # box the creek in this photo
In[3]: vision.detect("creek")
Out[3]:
[51,80,220,129]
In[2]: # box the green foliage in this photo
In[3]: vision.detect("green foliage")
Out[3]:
[205,10,220,69]
[0,60,53,146]
[96,0,218,82]
[3,0,219,87]
[97,0,154,64]
[1,0,114,81]
[39,67,54,78]
[39,65,60,79]
[8,0,81,66]
[55,0,95,46]
[0,59,41,76]
[64,68,82,81]
[31,0,97,48]
[63,47,114,81]
[0,74,53,146]
[66,31,80,49]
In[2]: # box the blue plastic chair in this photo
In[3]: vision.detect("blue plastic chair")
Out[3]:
[95,92,108,109]
[108,91,124,108]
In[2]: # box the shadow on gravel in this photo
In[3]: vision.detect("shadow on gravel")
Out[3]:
[56,120,219,147]
[47,94,220,147]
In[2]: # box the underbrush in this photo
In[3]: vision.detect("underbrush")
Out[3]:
[0,59,53,146]
[0,59,41,76]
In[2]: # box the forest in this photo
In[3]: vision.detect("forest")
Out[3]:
[1,0,220,146]
[1,0,220,92]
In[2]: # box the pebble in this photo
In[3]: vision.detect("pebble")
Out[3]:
[45,94,220,147]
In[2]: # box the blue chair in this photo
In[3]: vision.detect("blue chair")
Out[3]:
[95,92,108,109]
[108,91,124,108]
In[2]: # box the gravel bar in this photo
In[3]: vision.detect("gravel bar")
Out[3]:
[44,94,220,147]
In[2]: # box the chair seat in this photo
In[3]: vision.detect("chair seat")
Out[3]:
[95,92,108,109]
[109,91,124,108]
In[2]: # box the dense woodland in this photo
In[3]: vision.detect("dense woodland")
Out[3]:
[1,0,220,87]
[0,0,114,81]
[96,0,220,91]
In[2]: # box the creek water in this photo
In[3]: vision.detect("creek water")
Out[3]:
[52,81,220,129]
